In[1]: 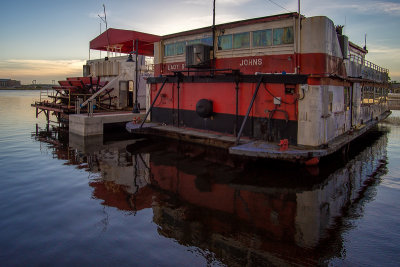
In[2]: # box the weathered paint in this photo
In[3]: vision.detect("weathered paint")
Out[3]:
[148,13,389,151]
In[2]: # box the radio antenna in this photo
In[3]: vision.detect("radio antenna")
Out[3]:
[98,4,110,59]
[364,33,367,50]
[212,0,216,70]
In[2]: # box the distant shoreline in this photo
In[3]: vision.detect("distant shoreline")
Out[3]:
[0,87,46,90]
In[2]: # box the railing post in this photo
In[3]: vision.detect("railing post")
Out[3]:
[75,98,82,114]
[88,99,95,117]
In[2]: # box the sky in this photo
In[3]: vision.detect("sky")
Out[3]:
[0,0,399,84]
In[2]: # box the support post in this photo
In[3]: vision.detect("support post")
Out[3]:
[235,82,239,136]
[139,78,168,129]
[235,76,263,144]
[234,70,240,136]
[176,72,183,127]
[133,39,140,113]
[177,79,180,127]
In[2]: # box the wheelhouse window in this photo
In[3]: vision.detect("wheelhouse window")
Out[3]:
[164,26,295,55]
[187,37,212,46]
[200,37,213,46]
[218,35,232,50]
[164,43,175,57]
[282,27,294,44]
[164,36,213,57]
[273,27,294,45]
[188,39,200,45]
[176,42,185,55]
[252,29,272,47]
[233,32,250,49]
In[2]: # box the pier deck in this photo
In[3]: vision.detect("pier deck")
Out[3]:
[126,110,391,163]
[71,111,146,136]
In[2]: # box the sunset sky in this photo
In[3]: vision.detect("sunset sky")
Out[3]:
[1,0,399,84]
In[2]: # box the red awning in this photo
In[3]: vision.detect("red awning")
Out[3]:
[89,28,160,56]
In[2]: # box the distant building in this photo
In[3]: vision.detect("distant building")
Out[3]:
[391,83,400,93]
[0,79,21,88]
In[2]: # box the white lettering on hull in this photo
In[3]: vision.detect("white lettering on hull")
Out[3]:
[167,64,185,71]
[239,58,263,66]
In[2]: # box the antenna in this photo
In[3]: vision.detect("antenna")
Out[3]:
[364,33,367,50]
[98,4,110,59]
[298,0,300,14]
[212,0,216,71]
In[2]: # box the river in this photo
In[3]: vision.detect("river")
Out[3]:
[0,90,399,266]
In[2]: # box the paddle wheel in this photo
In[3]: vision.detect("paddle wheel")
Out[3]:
[32,76,116,122]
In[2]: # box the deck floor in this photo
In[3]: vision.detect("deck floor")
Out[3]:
[126,110,391,162]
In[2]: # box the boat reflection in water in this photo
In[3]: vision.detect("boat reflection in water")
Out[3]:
[32,125,388,265]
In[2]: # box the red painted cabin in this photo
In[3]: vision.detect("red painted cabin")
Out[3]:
[146,12,389,148]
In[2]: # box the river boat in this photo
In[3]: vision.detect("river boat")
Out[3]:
[124,12,390,164]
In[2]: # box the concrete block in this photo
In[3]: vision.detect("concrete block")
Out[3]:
[69,112,146,136]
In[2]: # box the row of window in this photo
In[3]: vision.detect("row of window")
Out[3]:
[163,26,294,57]
[362,87,388,104]
[218,27,294,50]
[164,37,213,57]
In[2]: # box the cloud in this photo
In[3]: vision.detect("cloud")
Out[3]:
[118,10,246,35]
[364,43,400,80]
[369,46,400,54]
[354,1,400,15]
[0,59,85,84]
[183,0,252,6]
[300,0,400,16]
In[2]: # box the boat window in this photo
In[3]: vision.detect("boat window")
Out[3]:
[344,87,350,110]
[273,28,284,45]
[273,27,294,45]
[165,43,175,57]
[362,86,374,104]
[218,35,232,50]
[187,39,200,45]
[176,42,185,55]
[252,29,272,47]
[282,27,294,44]
[201,37,213,46]
[187,37,212,46]
[164,36,213,57]
[233,32,250,49]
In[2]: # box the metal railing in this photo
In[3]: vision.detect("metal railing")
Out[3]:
[349,54,389,74]
[39,88,54,102]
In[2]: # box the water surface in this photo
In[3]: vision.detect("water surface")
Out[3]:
[0,90,399,266]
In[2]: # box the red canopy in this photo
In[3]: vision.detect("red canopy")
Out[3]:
[90,28,160,56]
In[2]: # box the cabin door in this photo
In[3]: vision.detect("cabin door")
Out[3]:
[128,80,134,107]
[350,84,354,128]
[119,81,128,108]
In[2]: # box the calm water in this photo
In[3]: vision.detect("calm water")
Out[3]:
[0,90,399,266]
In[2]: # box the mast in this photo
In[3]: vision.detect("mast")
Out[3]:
[212,0,216,70]
[297,0,301,74]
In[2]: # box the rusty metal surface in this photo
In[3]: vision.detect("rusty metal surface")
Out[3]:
[230,110,391,161]
[126,122,159,133]
[229,140,326,161]
[126,111,391,162]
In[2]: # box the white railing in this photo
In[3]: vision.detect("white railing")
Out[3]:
[349,54,389,74]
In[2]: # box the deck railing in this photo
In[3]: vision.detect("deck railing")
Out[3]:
[349,54,389,74]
